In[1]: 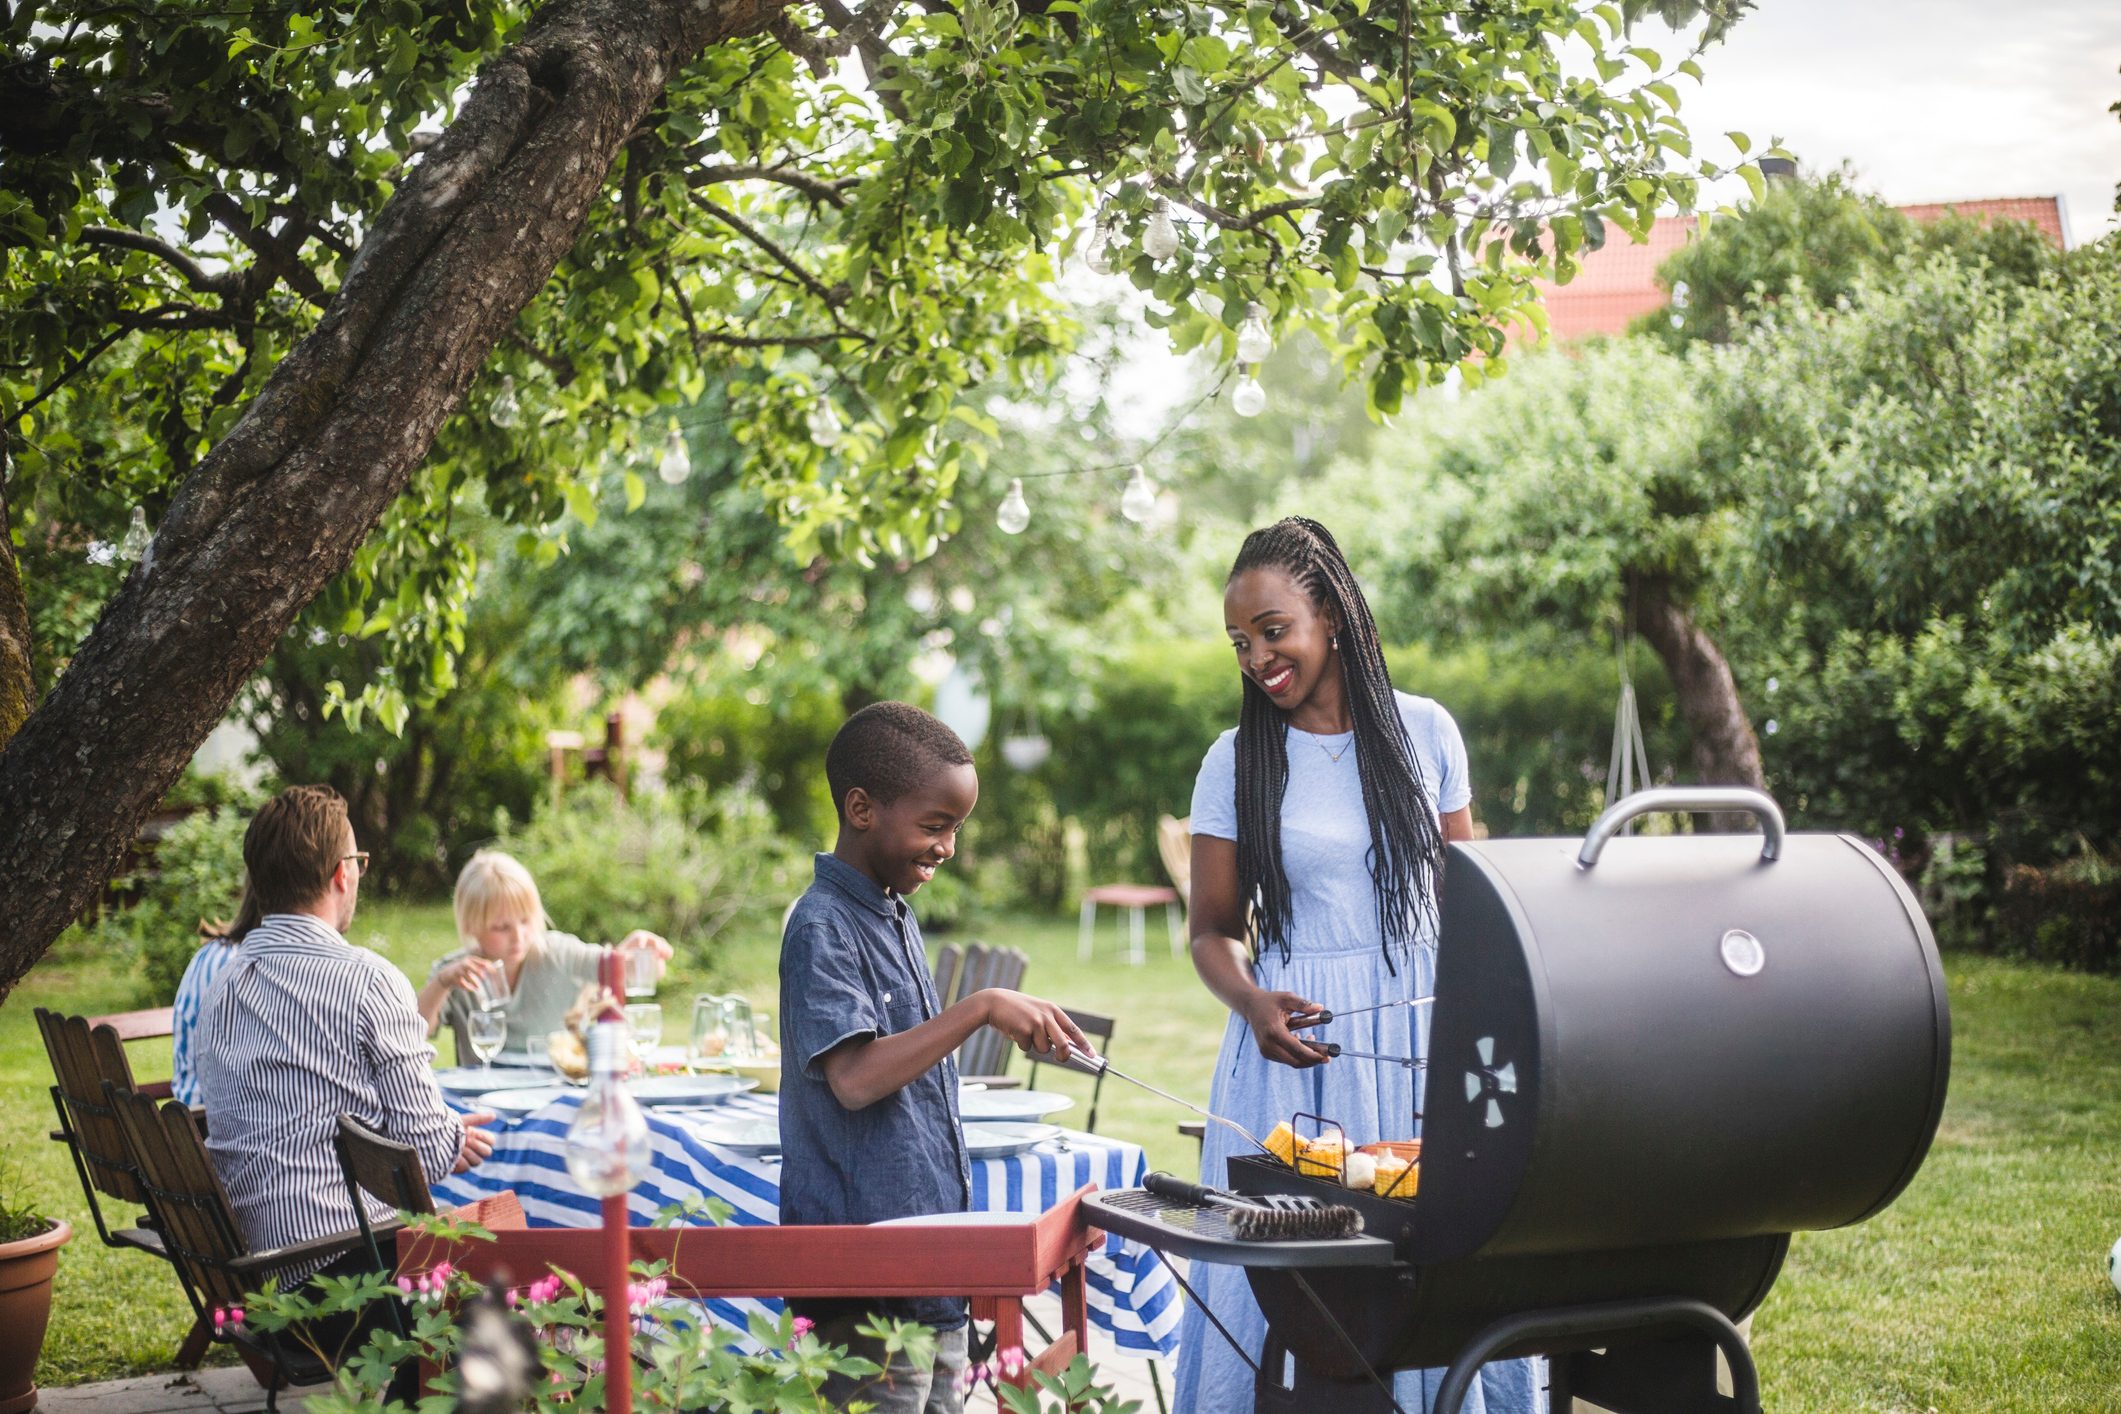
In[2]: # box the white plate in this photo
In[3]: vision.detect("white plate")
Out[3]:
[958,1090,1075,1123]
[691,1116,783,1156]
[628,1074,756,1107]
[961,1122,1060,1159]
[479,1086,580,1118]
[435,1066,563,1096]
[873,1210,1035,1228]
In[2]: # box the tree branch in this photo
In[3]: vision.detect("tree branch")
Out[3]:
[201,193,331,309]
[690,193,847,310]
[1158,181,1315,232]
[694,326,868,349]
[688,161,855,208]
[816,0,907,120]
[79,228,237,295]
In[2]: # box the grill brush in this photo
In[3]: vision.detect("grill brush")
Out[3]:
[1143,1171,1365,1242]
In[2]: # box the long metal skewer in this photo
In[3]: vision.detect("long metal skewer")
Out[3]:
[1059,1048,1276,1158]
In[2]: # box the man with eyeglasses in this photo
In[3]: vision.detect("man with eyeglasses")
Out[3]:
[196,785,495,1298]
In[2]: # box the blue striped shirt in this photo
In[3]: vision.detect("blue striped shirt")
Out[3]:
[171,938,241,1107]
[197,914,464,1280]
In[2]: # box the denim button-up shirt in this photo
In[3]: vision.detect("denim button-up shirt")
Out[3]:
[778,853,970,1329]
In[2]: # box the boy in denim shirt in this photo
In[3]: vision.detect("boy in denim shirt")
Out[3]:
[780,702,1092,1412]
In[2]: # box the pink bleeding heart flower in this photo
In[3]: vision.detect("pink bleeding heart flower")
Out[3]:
[998,1346,1027,1378]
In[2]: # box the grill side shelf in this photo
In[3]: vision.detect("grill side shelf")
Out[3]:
[1081,1189,1398,1270]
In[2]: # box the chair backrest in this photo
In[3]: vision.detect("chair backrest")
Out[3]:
[335,1116,437,1217]
[87,1006,177,1042]
[931,942,966,1009]
[1157,814,1193,908]
[106,1084,253,1309]
[955,945,1029,1078]
[36,1008,149,1203]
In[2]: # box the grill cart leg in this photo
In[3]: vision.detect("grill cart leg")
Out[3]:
[1432,1297,1759,1414]
[1253,1329,1399,1414]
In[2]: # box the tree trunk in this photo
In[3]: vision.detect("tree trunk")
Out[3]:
[0,433,33,748]
[0,0,788,998]
[1627,570,1767,831]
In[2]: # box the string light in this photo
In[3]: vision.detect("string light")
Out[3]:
[1084,213,1119,275]
[1142,200,1179,262]
[1119,465,1157,523]
[563,1017,653,1198]
[116,506,151,562]
[996,478,1031,534]
[1232,375,1266,418]
[656,424,692,485]
[805,399,843,448]
[1236,302,1273,364]
[489,375,524,430]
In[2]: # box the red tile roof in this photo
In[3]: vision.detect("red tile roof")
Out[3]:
[1531,195,2067,343]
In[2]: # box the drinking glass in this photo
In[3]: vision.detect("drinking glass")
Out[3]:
[690,993,727,1065]
[625,1003,663,1063]
[472,962,512,1012]
[467,1008,509,1072]
[719,996,758,1060]
[622,946,658,999]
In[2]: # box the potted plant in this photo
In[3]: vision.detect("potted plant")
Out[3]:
[0,1174,71,1414]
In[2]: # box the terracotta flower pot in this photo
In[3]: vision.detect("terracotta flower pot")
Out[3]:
[0,1219,72,1414]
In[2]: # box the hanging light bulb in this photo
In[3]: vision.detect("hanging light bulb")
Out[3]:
[1084,218,1119,276]
[1236,302,1273,365]
[1119,464,1157,524]
[656,423,692,485]
[1232,374,1266,418]
[805,399,843,449]
[1142,199,1180,262]
[116,505,151,563]
[996,478,1031,534]
[489,375,523,430]
[563,1015,654,1198]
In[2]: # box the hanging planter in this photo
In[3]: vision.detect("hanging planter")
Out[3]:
[1001,733,1052,773]
[0,1217,72,1414]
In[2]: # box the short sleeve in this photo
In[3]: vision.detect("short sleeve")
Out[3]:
[1189,730,1240,841]
[780,919,882,1081]
[1424,699,1473,815]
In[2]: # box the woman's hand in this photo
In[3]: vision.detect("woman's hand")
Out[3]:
[1242,988,1328,1068]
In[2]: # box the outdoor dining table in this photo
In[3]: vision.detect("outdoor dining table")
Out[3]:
[430,1086,1183,1358]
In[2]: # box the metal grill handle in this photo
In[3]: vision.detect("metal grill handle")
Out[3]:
[1577,787,1786,867]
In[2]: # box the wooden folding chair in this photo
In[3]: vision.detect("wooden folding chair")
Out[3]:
[107,1085,381,1410]
[1024,1008,1117,1132]
[955,944,1030,1087]
[34,1008,213,1367]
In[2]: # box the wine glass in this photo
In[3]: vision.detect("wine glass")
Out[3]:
[624,1003,663,1064]
[622,945,658,999]
[467,1008,509,1073]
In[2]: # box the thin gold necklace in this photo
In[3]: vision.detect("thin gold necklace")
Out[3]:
[1308,728,1354,764]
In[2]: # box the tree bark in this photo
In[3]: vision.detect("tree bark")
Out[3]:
[0,432,34,748]
[1627,570,1767,830]
[0,0,789,998]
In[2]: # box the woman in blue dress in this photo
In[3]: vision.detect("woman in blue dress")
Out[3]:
[1171,517,1546,1414]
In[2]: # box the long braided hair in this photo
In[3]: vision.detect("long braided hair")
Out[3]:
[1230,517,1444,971]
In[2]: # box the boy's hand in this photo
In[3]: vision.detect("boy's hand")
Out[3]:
[977,990,1095,1063]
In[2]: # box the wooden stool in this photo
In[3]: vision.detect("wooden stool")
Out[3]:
[1077,884,1183,964]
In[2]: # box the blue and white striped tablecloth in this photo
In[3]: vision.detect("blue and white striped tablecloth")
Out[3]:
[432,1092,1182,1357]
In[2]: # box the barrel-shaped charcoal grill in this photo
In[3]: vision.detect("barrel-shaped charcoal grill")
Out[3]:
[1085,788,1950,1414]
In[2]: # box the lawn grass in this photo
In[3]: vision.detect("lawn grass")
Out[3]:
[6,902,2118,1407]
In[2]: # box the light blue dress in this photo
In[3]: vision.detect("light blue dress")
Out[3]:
[1171,691,1547,1414]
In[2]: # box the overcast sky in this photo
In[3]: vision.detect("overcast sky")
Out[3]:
[1678,0,2120,242]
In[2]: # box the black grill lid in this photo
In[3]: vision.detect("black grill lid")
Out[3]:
[1414,789,1951,1264]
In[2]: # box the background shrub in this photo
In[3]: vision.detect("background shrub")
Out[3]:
[107,805,251,999]
[494,785,807,974]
